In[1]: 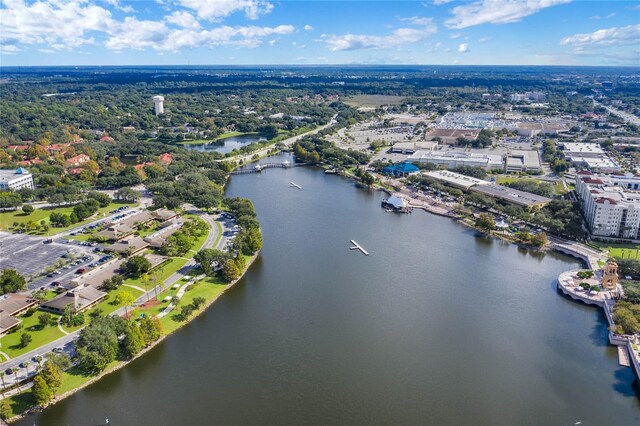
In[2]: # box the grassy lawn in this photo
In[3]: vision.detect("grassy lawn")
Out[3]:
[553,180,568,195]
[495,175,526,184]
[0,202,136,235]
[158,276,228,334]
[593,242,640,260]
[0,312,64,358]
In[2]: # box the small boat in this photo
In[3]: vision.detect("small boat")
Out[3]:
[289,181,302,189]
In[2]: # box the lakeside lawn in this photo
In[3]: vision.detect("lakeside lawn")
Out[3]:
[593,242,640,260]
[158,276,228,334]
[0,311,64,358]
[0,202,137,236]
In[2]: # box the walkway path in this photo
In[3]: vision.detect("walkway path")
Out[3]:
[123,284,146,292]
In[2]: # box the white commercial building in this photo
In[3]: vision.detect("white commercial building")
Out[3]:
[561,142,620,173]
[504,149,542,173]
[576,173,640,239]
[153,96,165,115]
[408,150,503,170]
[0,168,34,191]
[390,141,438,154]
[423,170,491,190]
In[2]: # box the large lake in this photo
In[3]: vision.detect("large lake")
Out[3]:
[184,134,266,154]
[23,154,640,425]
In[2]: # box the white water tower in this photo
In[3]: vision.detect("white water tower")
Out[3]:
[153,95,164,115]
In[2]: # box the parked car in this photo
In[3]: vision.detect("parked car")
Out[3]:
[75,268,86,274]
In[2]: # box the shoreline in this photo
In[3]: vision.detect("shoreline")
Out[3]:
[8,251,261,423]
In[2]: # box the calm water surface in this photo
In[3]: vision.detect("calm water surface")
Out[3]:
[184,134,266,154]
[23,154,640,425]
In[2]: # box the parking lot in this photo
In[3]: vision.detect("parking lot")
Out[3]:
[0,232,69,278]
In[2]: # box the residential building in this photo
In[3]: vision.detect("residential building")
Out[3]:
[575,173,640,239]
[65,154,90,167]
[0,168,34,191]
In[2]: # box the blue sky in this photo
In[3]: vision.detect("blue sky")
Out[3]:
[1,0,638,66]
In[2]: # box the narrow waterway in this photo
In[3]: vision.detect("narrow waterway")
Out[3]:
[23,154,639,425]
[184,134,266,154]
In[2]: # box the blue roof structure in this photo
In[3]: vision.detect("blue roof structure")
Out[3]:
[15,167,28,174]
[381,161,420,177]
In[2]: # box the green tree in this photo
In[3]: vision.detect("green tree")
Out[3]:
[114,187,140,203]
[530,232,548,247]
[192,296,206,310]
[221,257,241,281]
[32,375,53,405]
[122,323,144,358]
[20,332,32,348]
[0,269,26,294]
[22,204,34,214]
[139,316,162,345]
[121,256,151,278]
[0,398,11,420]
[194,249,227,276]
[40,361,62,396]
[475,214,496,232]
[115,291,136,317]
[38,312,52,329]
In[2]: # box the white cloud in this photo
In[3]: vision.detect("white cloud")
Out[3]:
[449,32,463,39]
[105,18,294,51]
[166,11,201,29]
[478,36,491,43]
[561,25,640,48]
[401,16,434,26]
[38,48,55,53]
[324,19,436,51]
[304,24,313,31]
[433,0,454,5]
[591,12,616,20]
[0,44,21,54]
[445,0,571,29]
[0,0,115,49]
[458,43,469,52]
[0,0,295,53]
[103,0,134,14]
[178,0,273,21]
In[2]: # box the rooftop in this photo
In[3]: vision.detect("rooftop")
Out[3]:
[471,184,552,208]
[0,168,31,181]
[423,170,490,189]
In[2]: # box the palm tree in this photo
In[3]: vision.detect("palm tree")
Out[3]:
[24,361,30,377]
[0,372,5,397]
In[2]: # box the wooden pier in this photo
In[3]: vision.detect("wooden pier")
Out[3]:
[350,240,369,256]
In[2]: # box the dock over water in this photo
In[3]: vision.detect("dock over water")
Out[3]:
[350,240,369,256]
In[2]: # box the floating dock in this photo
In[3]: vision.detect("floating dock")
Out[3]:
[289,181,302,189]
[350,240,369,256]
[618,346,631,367]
